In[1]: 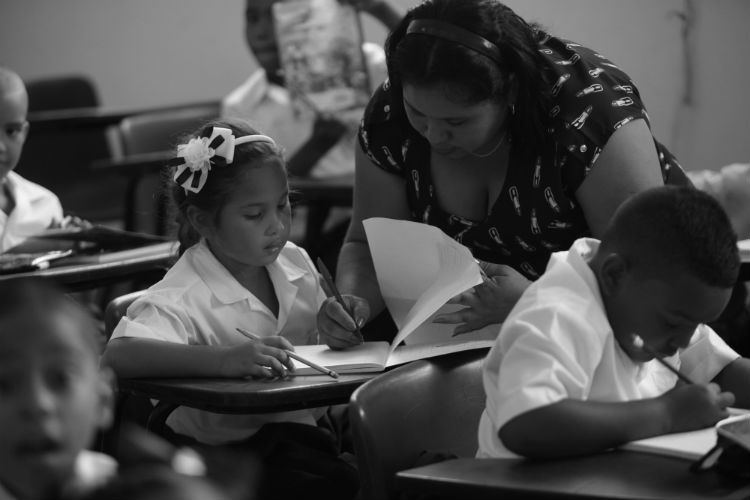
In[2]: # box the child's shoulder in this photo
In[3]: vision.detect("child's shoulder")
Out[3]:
[5,171,61,206]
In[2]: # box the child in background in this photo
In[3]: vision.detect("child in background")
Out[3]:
[101,119,358,499]
[0,67,64,252]
[477,186,750,459]
[0,277,115,499]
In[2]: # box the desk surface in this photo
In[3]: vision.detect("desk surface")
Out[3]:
[118,371,375,414]
[396,454,750,500]
[0,241,178,291]
[28,100,220,131]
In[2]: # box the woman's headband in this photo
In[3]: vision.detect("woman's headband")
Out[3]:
[405,19,503,66]
[168,126,276,194]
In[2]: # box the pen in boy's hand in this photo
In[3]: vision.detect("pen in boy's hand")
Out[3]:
[316,257,364,342]
[631,334,696,385]
[235,327,339,379]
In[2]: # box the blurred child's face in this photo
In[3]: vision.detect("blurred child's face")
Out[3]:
[245,0,282,81]
[0,88,29,180]
[0,310,113,498]
[203,158,291,272]
[607,270,732,362]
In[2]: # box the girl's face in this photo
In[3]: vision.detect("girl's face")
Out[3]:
[402,83,510,160]
[204,158,291,272]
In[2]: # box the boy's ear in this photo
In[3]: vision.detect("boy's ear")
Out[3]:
[598,252,628,297]
[186,205,213,239]
[20,120,29,145]
[96,366,116,430]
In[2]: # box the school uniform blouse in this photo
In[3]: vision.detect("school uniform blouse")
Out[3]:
[358,33,687,280]
[0,171,63,252]
[476,238,739,458]
[110,239,327,445]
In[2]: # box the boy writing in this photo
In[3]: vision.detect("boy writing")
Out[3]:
[0,67,64,252]
[477,186,750,459]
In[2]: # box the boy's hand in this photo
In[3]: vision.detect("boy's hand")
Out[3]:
[317,295,368,350]
[220,336,296,379]
[661,382,735,433]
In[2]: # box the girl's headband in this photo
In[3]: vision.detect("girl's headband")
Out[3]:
[168,126,276,194]
[405,19,503,66]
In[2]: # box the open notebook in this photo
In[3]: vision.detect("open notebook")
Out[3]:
[620,409,750,460]
[292,218,497,374]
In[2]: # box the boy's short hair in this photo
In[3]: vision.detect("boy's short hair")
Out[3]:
[0,66,26,96]
[0,278,102,356]
[603,186,740,288]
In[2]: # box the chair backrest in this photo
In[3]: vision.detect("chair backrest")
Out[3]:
[104,289,147,340]
[349,348,489,500]
[19,74,126,222]
[117,104,219,156]
[25,74,100,111]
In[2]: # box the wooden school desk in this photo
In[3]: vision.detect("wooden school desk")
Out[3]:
[392,243,750,500]
[117,372,375,434]
[0,241,178,292]
[395,453,750,500]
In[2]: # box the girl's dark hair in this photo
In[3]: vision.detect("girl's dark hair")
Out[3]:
[385,0,553,159]
[165,118,285,255]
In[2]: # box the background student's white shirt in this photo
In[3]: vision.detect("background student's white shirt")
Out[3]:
[477,238,739,458]
[0,171,63,252]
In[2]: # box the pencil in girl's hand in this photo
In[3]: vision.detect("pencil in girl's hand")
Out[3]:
[316,258,364,342]
[631,334,696,385]
[235,327,339,379]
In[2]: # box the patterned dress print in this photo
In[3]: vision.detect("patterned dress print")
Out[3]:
[357,33,688,280]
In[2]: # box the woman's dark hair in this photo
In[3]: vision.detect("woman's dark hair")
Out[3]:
[165,118,285,254]
[385,0,553,158]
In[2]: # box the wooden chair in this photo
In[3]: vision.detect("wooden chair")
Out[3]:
[348,348,489,500]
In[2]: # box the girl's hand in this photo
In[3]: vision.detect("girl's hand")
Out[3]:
[317,295,369,350]
[434,263,531,335]
[660,383,735,433]
[220,336,296,379]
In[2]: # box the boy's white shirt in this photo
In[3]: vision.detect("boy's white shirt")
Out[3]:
[110,239,327,444]
[477,237,740,458]
[0,450,117,500]
[221,43,387,179]
[0,171,63,252]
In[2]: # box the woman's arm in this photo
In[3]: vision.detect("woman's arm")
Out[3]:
[317,146,411,346]
[575,119,665,237]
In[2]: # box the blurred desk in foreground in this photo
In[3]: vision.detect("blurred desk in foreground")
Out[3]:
[0,241,178,292]
[396,454,750,500]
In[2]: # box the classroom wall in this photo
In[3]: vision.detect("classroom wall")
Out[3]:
[0,0,747,172]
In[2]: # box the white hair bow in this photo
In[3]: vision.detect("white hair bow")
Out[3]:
[169,126,276,194]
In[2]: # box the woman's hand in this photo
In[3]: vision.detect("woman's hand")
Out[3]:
[317,295,369,350]
[434,262,531,335]
[220,336,296,379]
